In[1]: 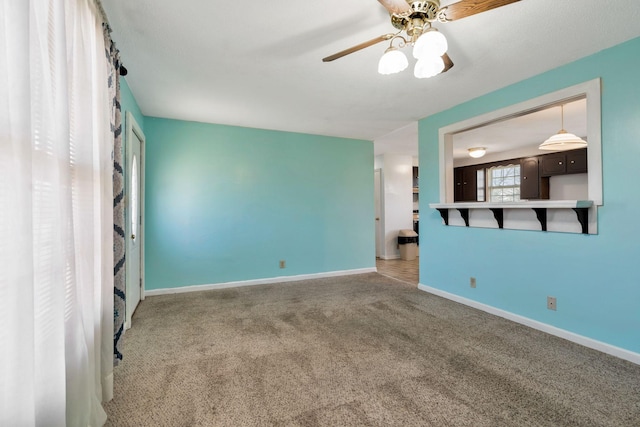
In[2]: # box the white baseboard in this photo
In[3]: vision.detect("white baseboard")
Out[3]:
[418,283,640,366]
[145,268,377,296]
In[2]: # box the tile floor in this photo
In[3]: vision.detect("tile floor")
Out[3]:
[375,257,419,284]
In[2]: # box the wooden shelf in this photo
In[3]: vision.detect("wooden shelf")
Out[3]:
[429,200,593,234]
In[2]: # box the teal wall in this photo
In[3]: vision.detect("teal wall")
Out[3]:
[120,77,145,131]
[419,37,640,353]
[144,118,375,290]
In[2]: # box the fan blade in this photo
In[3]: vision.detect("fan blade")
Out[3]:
[377,0,412,16]
[443,0,520,21]
[322,34,393,62]
[442,53,454,72]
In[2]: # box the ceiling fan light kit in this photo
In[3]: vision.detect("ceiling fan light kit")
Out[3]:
[381,1,452,78]
[414,55,445,78]
[322,0,521,78]
[378,46,409,74]
[412,27,448,59]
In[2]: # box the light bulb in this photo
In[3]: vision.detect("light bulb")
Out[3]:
[378,47,408,75]
[414,55,445,79]
[413,29,448,60]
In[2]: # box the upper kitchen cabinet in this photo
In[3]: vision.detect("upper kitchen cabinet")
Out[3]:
[540,148,587,177]
[566,148,588,174]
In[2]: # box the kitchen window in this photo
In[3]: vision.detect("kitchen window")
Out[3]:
[487,164,520,202]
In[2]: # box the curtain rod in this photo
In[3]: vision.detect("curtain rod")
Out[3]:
[94,0,111,31]
[94,0,128,76]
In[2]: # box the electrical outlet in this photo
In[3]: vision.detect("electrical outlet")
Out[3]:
[279,260,286,269]
[547,296,557,311]
[470,277,476,288]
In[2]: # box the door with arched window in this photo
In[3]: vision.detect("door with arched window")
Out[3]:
[125,113,145,328]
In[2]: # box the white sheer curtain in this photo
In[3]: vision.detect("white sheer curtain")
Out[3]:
[1,0,114,426]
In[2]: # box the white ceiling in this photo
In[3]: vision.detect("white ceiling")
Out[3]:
[452,98,586,160]
[102,0,640,154]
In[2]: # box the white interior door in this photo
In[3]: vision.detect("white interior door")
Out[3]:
[125,113,144,329]
[374,169,384,258]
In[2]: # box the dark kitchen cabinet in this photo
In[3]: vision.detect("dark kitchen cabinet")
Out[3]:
[454,168,464,201]
[453,148,586,204]
[454,166,478,202]
[566,148,588,174]
[540,148,587,177]
[520,157,549,200]
[521,157,539,199]
[540,153,566,176]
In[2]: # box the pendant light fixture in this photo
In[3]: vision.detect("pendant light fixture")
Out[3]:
[539,104,587,151]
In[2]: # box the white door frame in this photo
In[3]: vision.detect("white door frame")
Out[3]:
[125,111,145,330]
[374,168,385,259]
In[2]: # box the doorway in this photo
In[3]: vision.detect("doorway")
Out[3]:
[374,169,384,258]
[125,112,145,329]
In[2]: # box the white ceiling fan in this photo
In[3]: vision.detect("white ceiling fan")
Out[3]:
[323,0,521,78]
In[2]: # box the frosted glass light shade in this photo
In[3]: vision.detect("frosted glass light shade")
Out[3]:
[468,147,487,158]
[414,55,445,79]
[378,48,408,75]
[539,130,588,151]
[540,104,588,151]
[413,29,448,60]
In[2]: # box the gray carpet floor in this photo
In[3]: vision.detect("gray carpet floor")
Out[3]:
[104,273,640,426]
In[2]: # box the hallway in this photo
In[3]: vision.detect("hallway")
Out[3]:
[375,257,419,284]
